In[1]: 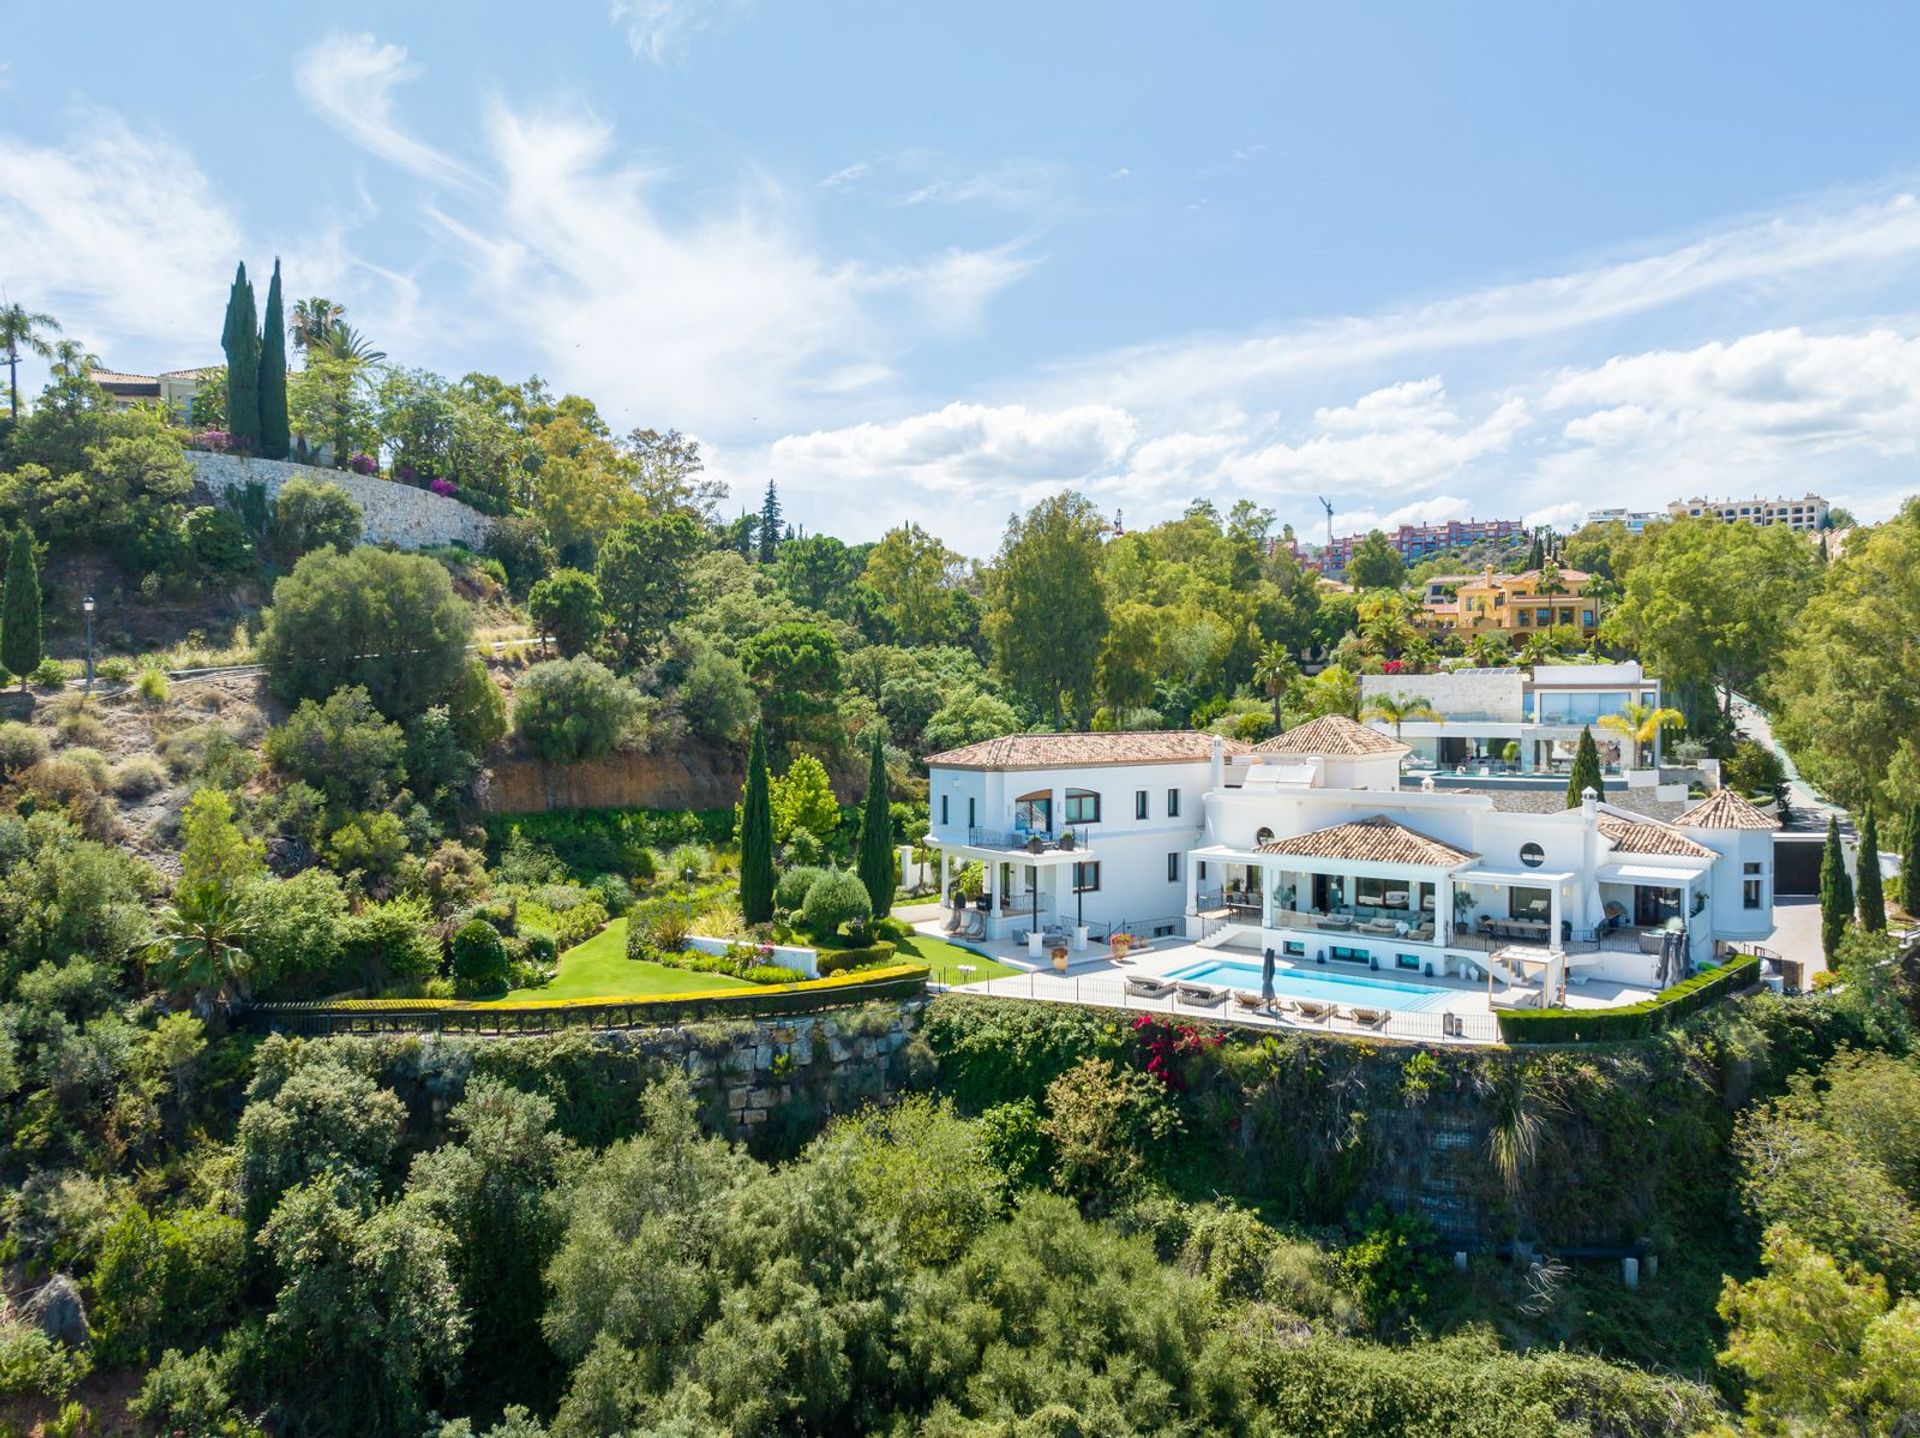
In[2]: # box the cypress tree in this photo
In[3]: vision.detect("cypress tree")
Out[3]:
[1565,726,1604,808]
[257,258,290,459]
[739,721,775,925]
[1,527,40,689]
[221,262,261,449]
[1856,804,1886,933]
[1903,801,1920,919]
[1525,534,1544,570]
[1820,814,1853,960]
[758,481,782,564]
[857,728,893,918]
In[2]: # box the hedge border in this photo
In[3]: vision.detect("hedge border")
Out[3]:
[1496,953,1763,1044]
[251,963,930,1035]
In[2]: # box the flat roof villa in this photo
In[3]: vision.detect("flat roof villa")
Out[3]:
[923,715,1776,1042]
[1358,661,1666,777]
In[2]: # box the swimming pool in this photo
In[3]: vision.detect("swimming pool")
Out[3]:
[1170,958,1455,1013]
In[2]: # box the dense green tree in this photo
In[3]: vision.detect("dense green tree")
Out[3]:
[864,522,964,645]
[259,547,473,719]
[512,657,639,763]
[594,510,704,661]
[985,491,1110,728]
[740,620,842,748]
[758,479,782,564]
[673,640,753,745]
[528,568,604,658]
[1565,725,1604,808]
[1,525,41,688]
[922,689,1022,754]
[148,880,256,1016]
[178,787,265,890]
[772,532,857,611]
[1904,802,1920,918]
[770,752,840,852]
[738,721,774,924]
[263,685,408,812]
[1346,530,1405,591]
[258,258,290,458]
[221,261,261,448]
[856,728,893,917]
[1821,813,1854,961]
[800,866,871,940]
[273,476,361,559]
[1857,804,1887,933]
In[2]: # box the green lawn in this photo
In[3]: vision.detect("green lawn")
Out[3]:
[494,918,757,1003]
[892,930,1018,986]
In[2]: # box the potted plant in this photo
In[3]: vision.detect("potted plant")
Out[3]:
[1027,835,1045,855]
[1051,944,1070,972]
[1058,831,1076,851]
[1110,931,1133,961]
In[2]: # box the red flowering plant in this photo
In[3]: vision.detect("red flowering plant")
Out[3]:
[348,452,379,475]
[1132,1013,1223,1090]
[1381,659,1405,675]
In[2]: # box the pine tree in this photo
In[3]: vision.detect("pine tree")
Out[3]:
[857,729,893,918]
[739,721,775,924]
[1525,534,1545,570]
[1820,814,1853,960]
[1,526,40,689]
[758,481,782,564]
[1856,804,1885,933]
[256,258,290,459]
[1565,726,1604,808]
[1903,802,1920,919]
[221,262,261,449]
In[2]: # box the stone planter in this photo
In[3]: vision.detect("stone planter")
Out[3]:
[1051,947,1070,972]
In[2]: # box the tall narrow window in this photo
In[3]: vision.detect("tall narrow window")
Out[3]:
[1167,852,1180,883]
[1743,861,1765,911]
[940,795,949,825]
[967,797,976,829]
[1166,787,1180,818]
[1135,789,1149,820]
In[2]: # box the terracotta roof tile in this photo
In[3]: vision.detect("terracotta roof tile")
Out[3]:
[925,730,1249,770]
[1598,817,1717,859]
[1675,788,1778,831]
[1256,814,1476,868]
[1253,714,1408,757]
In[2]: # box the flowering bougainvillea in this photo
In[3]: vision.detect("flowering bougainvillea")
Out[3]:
[1382,659,1405,675]
[348,452,379,475]
[430,477,458,498]
[396,462,416,483]
[1132,1012,1223,1090]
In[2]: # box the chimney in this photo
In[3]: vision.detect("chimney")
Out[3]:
[1209,735,1225,792]
[1581,785,1598,817]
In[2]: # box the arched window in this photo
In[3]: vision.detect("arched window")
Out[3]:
[1064,788,1101,824]
[1255,826,1276,846]
[1014,790,1052,833]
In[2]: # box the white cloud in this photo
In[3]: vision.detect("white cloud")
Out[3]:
[0,107,242,360]
[892,244,1039,334]
[609,0,750,65]
[294,34,475,190]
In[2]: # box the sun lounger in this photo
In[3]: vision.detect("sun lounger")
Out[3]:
[1358,918,1399,937]
[1294,1000,1335,1022]
[1125,976,1174,1000]
[1176,983,1228,1008]
[1314,913,1354,931]
[1350,1007,1391,1031]
[1231,991,1269,1013]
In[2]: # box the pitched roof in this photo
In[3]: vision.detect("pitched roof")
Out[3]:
[1256,814,1477,868]
[88,369,159,386]
[1598,817,1716,859]
[1675,788,1778,831]
[1253,714,1408,757]
[925,730,1249,770]
[1466,786,1687,822]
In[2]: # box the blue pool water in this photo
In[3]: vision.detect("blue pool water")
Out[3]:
[1170,959,1454,1013]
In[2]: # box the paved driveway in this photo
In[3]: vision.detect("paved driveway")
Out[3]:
[1763,896,1826,978]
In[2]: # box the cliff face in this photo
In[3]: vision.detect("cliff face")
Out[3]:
[480,749,749,814]
[479,746,868,814]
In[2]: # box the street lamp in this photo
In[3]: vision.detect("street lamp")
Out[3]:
[82,596,95,693]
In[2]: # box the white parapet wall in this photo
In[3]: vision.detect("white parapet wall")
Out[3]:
[187,451,495,551]
[685,934,821,978]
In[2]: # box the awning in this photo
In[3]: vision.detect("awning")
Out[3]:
[1454,866,1575,886]
[1598,862,1698,885]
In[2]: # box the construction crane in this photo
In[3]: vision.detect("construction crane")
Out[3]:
[1318,496,1335,550]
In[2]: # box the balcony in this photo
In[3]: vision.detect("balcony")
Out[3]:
[963,824,1093,855]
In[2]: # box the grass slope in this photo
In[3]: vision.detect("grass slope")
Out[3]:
[497,917,756,1003]
[893,931,1018,986]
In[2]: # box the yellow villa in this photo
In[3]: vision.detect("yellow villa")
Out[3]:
[1419,564,1601,638]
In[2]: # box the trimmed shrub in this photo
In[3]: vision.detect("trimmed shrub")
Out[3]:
[0,719,49,774]
[775,864,830,913]
[800,868,872,941]
[816,941,897,976]
[741,963,809,985]
[451,918,511,997]
[1497,954,1761,1043]
[30,658,69,689]
[136,665,168,705]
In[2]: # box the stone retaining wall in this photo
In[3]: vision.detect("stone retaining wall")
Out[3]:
[187,451,494,550]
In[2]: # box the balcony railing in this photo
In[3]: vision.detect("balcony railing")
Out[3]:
[965,825,1093,854]
[1185,895,1670,956]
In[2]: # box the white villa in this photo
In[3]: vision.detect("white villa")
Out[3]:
[1358,662,1667,776]
[924,715,1776,1001]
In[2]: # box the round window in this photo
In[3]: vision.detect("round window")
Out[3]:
[1519,842,1545,869]
[1255,827,1275,846]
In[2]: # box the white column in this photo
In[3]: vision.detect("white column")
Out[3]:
[939,849,950,909]
[1436,873,1453,943]
[1261,862,1274,929]
[1549,882,1563,953]
[1186,857,1199,914]
[986,859,999,930]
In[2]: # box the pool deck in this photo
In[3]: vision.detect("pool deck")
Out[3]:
[915,919,1657,1047]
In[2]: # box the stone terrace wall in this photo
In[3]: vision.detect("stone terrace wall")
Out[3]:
[188,452,494,550]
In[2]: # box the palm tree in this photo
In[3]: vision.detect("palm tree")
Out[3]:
[1466,632,1510,668]
[0,303,61,420]
[324,320,386,365]
[1251,643,1299,733]
[148,881,256,1017]
[289,296,344,352]
[1361,692,1442,739]
[1536,559,1566,595]
[1599,700,1686,769]
[1517,632,1555,667]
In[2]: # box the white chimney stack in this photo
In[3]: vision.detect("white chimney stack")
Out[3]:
[1209,734,1225,791]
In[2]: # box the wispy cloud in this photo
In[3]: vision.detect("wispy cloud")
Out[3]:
[294,33,476,190]
[608,0,751,65]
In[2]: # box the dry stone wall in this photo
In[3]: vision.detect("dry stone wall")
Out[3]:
[187,451,494,550]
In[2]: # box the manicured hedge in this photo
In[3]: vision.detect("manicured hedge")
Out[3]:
[1497,953,1762,1044]
[816,941,897,976]
[253,963,929,1032]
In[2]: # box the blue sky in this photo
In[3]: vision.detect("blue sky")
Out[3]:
[7,2,1920,548]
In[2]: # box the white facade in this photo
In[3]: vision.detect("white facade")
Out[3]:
[925,719,1774,995]
[1670,494,1829,531]
[1359,662,1665,775]
[1585,507,1665,534]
